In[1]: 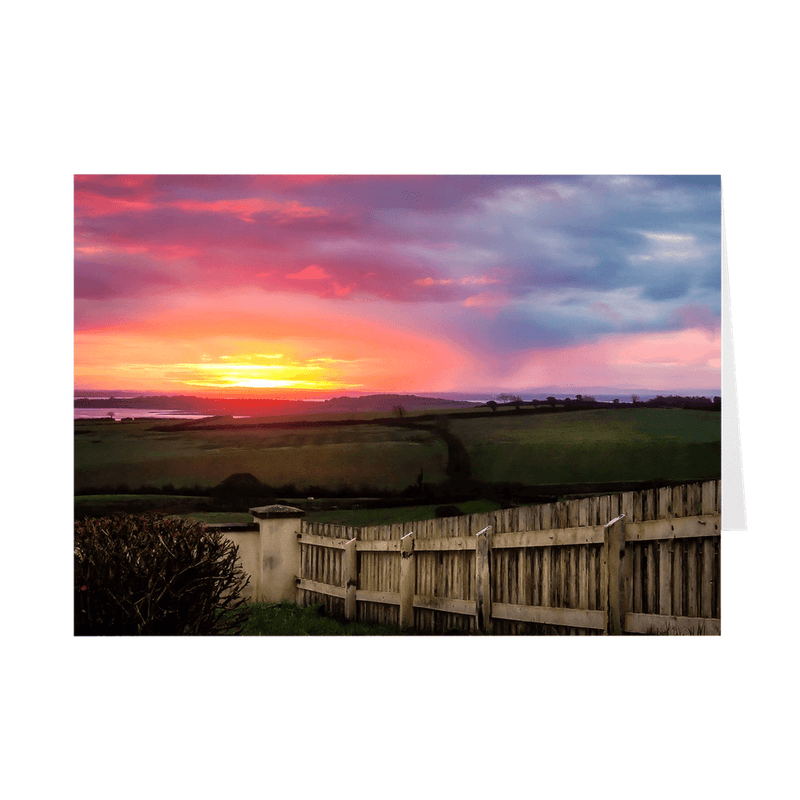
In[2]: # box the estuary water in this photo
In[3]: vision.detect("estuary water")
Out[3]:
[74,408,250,421]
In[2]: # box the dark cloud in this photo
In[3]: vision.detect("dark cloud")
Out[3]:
[639,270,694,302]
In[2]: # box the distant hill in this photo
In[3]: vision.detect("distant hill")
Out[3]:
[74,393,477,417]
[318,394,476,413]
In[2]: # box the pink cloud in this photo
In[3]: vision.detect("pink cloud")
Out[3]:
[414,277,455,286]
[460,275,500,286]
[74,176,160,217]
[611,328,720,367]
[462,292,511,314]
[75,190,157,217]
[170,197,330,223]
[503,328,721,392]
[670,303,720,331]
[286,264,330,280]
[75,175,156,188]
[414,274,500,288]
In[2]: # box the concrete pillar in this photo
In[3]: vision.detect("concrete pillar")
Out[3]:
[249,505,306,603]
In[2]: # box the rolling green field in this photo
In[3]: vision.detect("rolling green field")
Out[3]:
[74,419,449,493]
[74,407,720,496]
[451,408,721,485]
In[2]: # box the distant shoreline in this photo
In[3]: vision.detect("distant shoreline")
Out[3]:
[74,408,231,421]
[73,393,479,418]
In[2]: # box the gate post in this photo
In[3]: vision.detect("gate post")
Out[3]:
[249,504,306,603]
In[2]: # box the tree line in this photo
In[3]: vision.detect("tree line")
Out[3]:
[482,394,720,411]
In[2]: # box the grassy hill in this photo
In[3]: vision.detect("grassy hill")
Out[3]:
[75,416,448,493]
[451,407,720,486]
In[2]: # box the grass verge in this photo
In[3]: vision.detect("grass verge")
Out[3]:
[236,601,409,635]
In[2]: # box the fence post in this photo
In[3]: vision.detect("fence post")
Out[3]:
[249,504,306,603]
[399,531,416,629]
[344,535,358,621]
[475,526,492,634]
[603,514,626,635]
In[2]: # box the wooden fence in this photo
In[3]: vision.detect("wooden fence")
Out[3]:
[295,480,721,634]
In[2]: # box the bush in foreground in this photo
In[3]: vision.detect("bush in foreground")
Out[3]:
[74,514,250,635]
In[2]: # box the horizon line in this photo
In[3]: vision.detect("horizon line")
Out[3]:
[74,387,722,399]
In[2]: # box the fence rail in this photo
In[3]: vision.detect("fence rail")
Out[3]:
[294,480,721,635]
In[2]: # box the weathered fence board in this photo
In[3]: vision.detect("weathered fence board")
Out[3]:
[624,515,721,541]
[414,536,475,551]
[492,602,605,630]
[298,577,346,599]
[413,595,474,615]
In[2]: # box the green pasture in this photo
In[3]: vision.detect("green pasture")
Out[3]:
[74,419,448,493]
[450,408,720,485]
[294,498,501,527]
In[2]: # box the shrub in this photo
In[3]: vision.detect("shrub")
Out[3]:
[74,514,250,635]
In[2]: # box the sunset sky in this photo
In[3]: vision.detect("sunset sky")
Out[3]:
[74,175,721,399]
